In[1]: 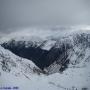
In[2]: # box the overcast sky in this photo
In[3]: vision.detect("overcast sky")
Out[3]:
[0,0,90,32]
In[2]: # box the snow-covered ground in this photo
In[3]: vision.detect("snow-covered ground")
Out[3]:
[0,60,90,90]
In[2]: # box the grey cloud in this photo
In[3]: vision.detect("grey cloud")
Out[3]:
[0,0,90,32]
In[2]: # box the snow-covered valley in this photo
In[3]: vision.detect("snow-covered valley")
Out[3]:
[0,26,90,90]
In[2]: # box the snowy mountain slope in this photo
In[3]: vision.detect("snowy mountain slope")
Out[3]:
[0,45,42,79]
[0,46,90,90]
[0,29,77,70]
[45,32,90,74]
[0,37,57,69]
[1,27,90,72]
[0,44,90,90]
[0,26,90,90]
